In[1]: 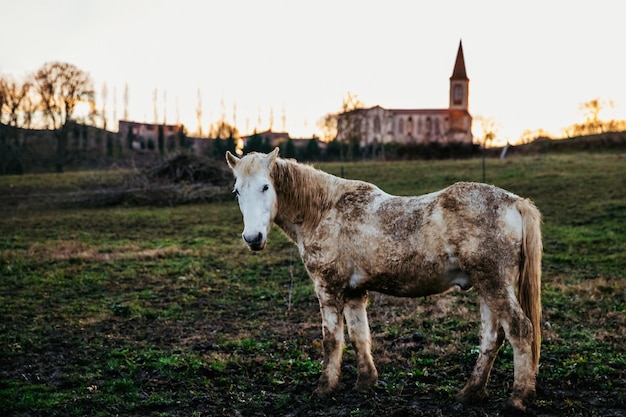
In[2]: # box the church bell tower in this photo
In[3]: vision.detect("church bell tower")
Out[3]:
[449,40,469,111]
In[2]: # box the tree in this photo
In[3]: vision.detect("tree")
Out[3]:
[101,82,108,130]
[0,75,33,127]
[579,98,604,134]
[0,75,33,174]
[474,116,500,182]
[336,92,365,161]
[474,115,499,148]
[123,83,129,120]
[196,88,203,136]
[317,112,337,143]
[282,138,296,159]
[302,137,321,161]
[563,98,626,137]
[177,125,189,149]
[33,62,94,172]
[243,133,264,154]
[519,128,552,144]
[209,120,239,141]
[158,124,165,156]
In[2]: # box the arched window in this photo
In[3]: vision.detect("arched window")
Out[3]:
[453,84,463,105]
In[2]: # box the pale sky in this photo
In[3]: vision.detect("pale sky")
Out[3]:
[2,0,625,144]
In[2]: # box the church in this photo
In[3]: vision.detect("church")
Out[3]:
[336,41,472,147]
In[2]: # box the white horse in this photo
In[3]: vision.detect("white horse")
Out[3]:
[226,148,542,411]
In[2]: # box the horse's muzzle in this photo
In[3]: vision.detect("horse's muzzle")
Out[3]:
[243,232,265,251]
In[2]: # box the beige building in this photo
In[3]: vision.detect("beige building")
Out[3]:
[118,120,184,150]
[337,41,472,147]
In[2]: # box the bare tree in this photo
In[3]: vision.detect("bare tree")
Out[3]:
[112,86,118,129]
[0,75,33,127]
[162,89,167,125]
[175,96,180,125]
[519,128,552,144]
[21,87,38,129]
[0,75,39,174]
[33,61,94,172]
[268,107,274,131]
[472,115,499,148]
[337,91,365,160]
[317,112,337,143]
[101,82,108,130]
[209,119,239,140]
[579,98,605,133]
[195,88,203,136]
[152,88,159,124]
[123,83,129,120]
[473,115,500,182]
[562,98,626,137]
[281,104,286,132]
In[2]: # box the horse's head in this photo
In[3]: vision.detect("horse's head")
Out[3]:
[226,148,279,251]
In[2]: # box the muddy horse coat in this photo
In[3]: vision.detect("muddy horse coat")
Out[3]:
[226,148,542,411]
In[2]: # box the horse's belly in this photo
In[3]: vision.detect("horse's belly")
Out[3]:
[351,261,471,298]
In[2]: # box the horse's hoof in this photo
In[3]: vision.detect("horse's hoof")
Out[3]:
[314,384,337,397]
[506,397,527,414]
[455,387,487,405]
[507,389,535,414]
[354,373,377,394]
[354,381,375,394]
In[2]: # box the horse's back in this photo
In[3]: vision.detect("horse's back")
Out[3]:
[328,182,524,297]
[436,182,525,274]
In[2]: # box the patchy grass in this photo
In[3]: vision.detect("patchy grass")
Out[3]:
[0,152,625,416]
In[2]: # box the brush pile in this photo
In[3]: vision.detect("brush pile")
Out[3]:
[144,152,232,185]
[2,152,234,209]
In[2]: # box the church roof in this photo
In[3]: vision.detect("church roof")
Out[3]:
[389,108,450,116]
[450,40,468,80]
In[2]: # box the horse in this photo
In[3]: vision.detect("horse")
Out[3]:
[226,148,542,411]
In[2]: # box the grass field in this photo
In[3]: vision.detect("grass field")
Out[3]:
[1,152,625,416]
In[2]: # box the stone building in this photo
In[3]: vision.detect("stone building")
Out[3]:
[117,120,184,151]
[336,41,472,148]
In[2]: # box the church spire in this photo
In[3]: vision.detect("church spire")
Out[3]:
[450,40,468,80]
[449,40,469,111]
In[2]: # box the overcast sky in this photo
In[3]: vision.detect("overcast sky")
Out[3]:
[2,0,624,144]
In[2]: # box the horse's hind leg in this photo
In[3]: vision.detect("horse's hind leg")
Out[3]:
[468,283,536,411]
[344,289,378,392]
[456,296,505,404]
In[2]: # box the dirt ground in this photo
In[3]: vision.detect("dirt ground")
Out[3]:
[4,282,625,417]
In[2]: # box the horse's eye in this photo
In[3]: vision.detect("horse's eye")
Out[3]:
[232,189,239,197]
[262,184,269,192]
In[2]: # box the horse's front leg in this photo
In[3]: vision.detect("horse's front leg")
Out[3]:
[314,286,345,396]
[344,289,378,392]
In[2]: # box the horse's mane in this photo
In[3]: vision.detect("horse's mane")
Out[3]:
[270,158,340,226]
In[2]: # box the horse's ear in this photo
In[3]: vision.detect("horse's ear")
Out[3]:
[226,151,239,169]
[266,147,279,167]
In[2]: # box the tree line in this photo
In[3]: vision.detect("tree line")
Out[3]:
[1,62,95,172]
[4,62,625,175]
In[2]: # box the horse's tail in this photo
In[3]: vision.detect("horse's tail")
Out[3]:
[516,198,543,373]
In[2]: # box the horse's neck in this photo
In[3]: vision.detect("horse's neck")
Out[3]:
[272,159,337,239]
